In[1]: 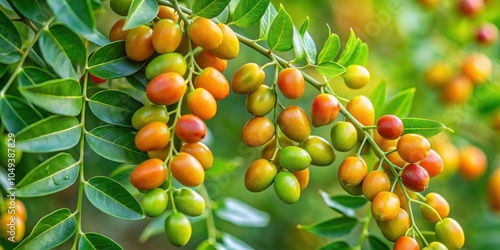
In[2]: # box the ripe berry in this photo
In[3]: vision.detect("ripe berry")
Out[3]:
[401,163,430,192]
[397,133,430,163]
[377,115,404,140]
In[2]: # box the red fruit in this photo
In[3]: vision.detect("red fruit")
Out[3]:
[419,149,444,178]
[401,163,430,192]
[377,115,404,140]
[175,114,207,143]
[310,93,340,127]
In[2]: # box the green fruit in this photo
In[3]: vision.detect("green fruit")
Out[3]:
[131,105,170,130]
[330,121,357,152]
[343,65,370,89]
[0,134,22,168]
[245,159,277,192]
[141,188,168,217]
[300,136,335,166]
[164,212,192,247]
[110,0,132,16]
[278,146,312,172]
[435,218,464,249]
[231,63,265,94]
[422,242,448,250]
[246,85,276,116]
[145,53,187,80]
[173,188,206,217]
[274,172,301,204]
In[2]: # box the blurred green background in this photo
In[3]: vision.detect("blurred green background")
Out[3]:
[2,0,500,249]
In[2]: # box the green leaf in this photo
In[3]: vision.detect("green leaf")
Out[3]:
[46,0,95,37]
[0,63,7,77]
[84,176,144,220]
[86,125,148,164]
[314,62,346,80]
[344,39,369,66]
[292,26,305,63]
[9,0,46,24]
[125,68,148,91]
[19,78,83,116]
[79,232,123,250]
[222,233,253,250]
[367,234,390,250]
[88,90,143,127]
[232,0,270,27]
[13,208,77,250]
[402,118,454,138]
[15,116,81,153]
[298,217,359,238]
[474,83,500,114]
[138,213,167,243]
[197,240,227,250]
[384,88,415,118]
[369,80,387,119]
[88,28,110,47]
[39,23,86,79]
[267,5,293,51]
[214,6,229,24]
[215,198,270,227]
[337,29,357,66]
[192,0,231,19]
[123,0,158,30]
[319,190,367,217]
[0,9,22,64]
[317,33,340,64]
[319,241,351,250]
[0,95,43,133]
[17,66,56,87]
[299,18,317,65]
[88,41,145,79]
[0,0,12,10]
[259,3,277,39]
[205,157,242,180]
[16,153,78,197]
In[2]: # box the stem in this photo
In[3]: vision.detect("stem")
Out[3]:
[398,178,429,246]
[355,213,372,249]
[410,199,443,222]
[198,184,217,245]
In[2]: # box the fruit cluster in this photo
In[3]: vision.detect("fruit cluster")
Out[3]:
[108,3,240,247]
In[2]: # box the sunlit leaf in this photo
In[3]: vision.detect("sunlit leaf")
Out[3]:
[232,0,270,27]
[369,80,387,119]
[123,0,158,30]
[17,153,79,197]
[298,217,359,238]
[259,3,277,39]
[337,29,357,66]
[319,190,367,217]
[292,26,305,63]
[192,0,231,19]
[88,90,143,126]
[215,198,270,227]
[267,5,293,51]
[222,233,254,250]
[344,39,368,66]
[15,116,81,153]
[84,176,144,220]
[13,209,76,250]
[79,232,123,250]
[384,88,415,118]
[402,118,454,138]
[314,62,346,79]
[318,33,340,64]
[300,18,317,64]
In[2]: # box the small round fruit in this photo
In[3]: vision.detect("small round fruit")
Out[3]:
[89,73,107,84]
[232,63,265,94]
[110,0,132,16]
[246,85,276,116]
[378,208,410,242]
[458,0,484,17]
[245,159,277,192]
[261,136,295,166]
[459,145,487,180]
[435,218,465,249]
[422,242,448,250]
[393,236,419,250]
[109,19,128,42]
[393,183,416,212]
[195,49,227,72]
[373,130,398,151]
[278,146,312,172]
[338,156,368,187]
[488,168,500,212]
[420,192,450,223]
[397,133,430,163]
[180,142,213,171]
[293,168,310,191]
[187,88,217,120]
[420,149,444,178]
[461,53,492,84]
[346,95,375,126]
[362,171,390,201]
[146,72,187,106]
[278,106,311,143]
[194,67,229,100]
[440,76,473,104]
[145,53,187,80]
[170,152,205,186]
[141,188,168,217]
[187,18,223,50]
[377,115,404,140]
[0,214,25,242]
[131,105,170,130]
[310,93,340,127]
[157,6,179,21]
[277,68,305,99]
[3,199,27,222]
[299,136,335,166]
[477,23,499,45]
[274,171,301,204]
[401,163,430,192]
[0,134,23,167]
[175,115,207,143]
[425,61,454,88]
[343,65,370,89]
[125,25,154,61]
[210,24,239,59]
[330,121,357,152]
[341,181,364,196]
[152,19,182,54]
[241,116,275,147]
[372,191,400,222]
[174,188,206,216]
[130,158,167,190]
[386,146,407,168]
[164,212,192,247]
[135,121,170,152]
